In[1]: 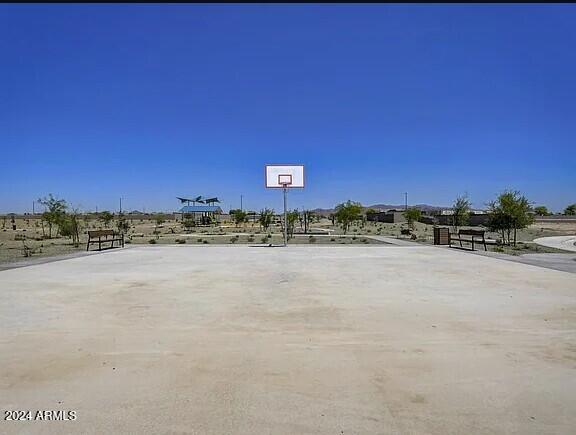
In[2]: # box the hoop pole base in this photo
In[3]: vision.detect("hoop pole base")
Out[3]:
[283,187,288,246]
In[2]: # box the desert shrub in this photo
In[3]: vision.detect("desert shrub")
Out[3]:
[125,239,132,244]
[261,236,268,243]
[14,234,26,241]
[197,238,203,242]
[230,237,237,244]
[176,239,186,244]
[148,239,157,244]
[248,236,254,242]
[21,240,37,257]
[309,236,317,243]
[400,228,411,236]
[203,240,209,244]
[410,234,417,240]
[352,236,357,240]
[330,237,336,242]
[362,238,368,243]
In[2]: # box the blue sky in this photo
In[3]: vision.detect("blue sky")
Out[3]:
[1,4,575,213]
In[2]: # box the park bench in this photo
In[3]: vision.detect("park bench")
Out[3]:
[450,229,487,251]
[86,230,124,252]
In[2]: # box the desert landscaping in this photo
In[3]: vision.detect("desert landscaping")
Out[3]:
[1,204,574,267]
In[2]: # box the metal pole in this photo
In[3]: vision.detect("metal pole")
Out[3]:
[283,187,288,246]
[119,197,122,214]
[404,192,408,210]
[240,195,243,211]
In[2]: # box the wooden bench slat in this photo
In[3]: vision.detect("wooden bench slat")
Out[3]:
[449,229,487,251]
[88,230,115,238]
[87,230,124,252]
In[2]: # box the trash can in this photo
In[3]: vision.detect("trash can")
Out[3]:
[434,227,450,245]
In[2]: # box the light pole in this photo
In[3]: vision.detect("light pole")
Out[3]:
[404,192,408,210]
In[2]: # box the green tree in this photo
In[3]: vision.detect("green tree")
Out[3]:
[403,208,422,230]
[564,204,576,216]
[230,209,247,226]
[301,209,316,234]
[59,208,82,246]
[286,210,299,239]
[98,211,114,228]
[334,200,363,234]
[451,194,471,232]
[487,190,534,246]
[534,206,550,216]
[258,208,274,232]
[116,212,130,234]
[38,194,67,238]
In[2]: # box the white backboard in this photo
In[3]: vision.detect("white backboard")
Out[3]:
[265,164,305,188]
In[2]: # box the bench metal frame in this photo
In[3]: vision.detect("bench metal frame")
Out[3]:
[86,230,125,252]
[449,229,487,251]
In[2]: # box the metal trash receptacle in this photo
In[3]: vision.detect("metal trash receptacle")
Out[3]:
[434,227,450,245]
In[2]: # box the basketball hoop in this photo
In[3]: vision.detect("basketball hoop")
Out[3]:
[278,174,292,187]
[265,164,305,246]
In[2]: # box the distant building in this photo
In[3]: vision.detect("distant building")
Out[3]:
[434,211,490,227]
[176,205,223,224]
[366,211,406,224]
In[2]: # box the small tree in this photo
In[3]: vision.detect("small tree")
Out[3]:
[230,209,247,227]
[116,212,130,234]
[487,190,534,246]
[286,210,299,239]
[564,204,576,216]
[334,200,363,234]
[98,211,114,228]
[258,208,274,232]
[59,208,82,247]
[534,206,550,216]
[403,208,422,230]
[302,210,315,234]
[38,194,67,238]
[153,214,165,238]
[451,194,471,232]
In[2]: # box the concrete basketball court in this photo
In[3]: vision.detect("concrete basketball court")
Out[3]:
[1,245,575,434]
